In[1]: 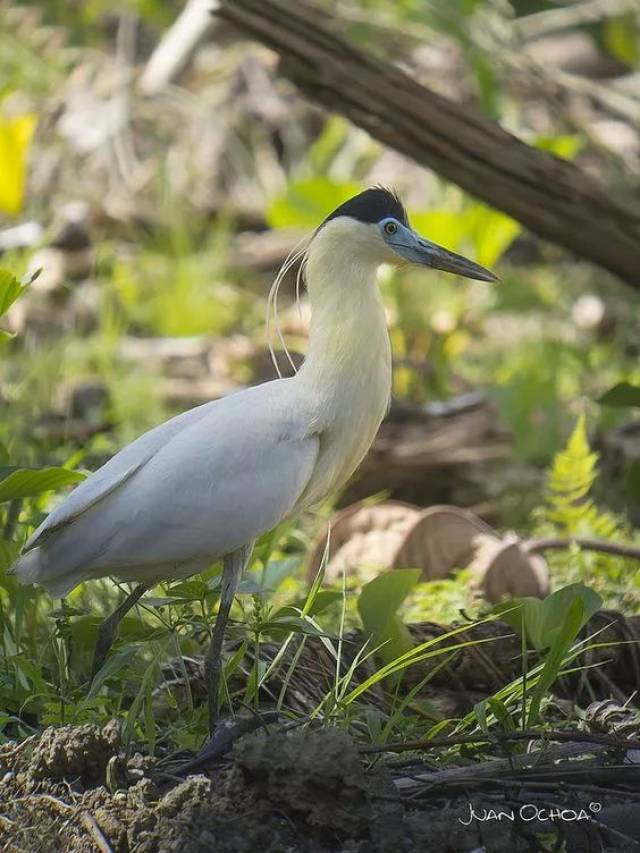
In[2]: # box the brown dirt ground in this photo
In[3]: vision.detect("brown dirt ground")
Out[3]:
[0,722,628,853]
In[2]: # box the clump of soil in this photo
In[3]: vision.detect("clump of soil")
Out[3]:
[28,721,121,785]
[234,728,370,834]
[0,721,624,853]
[1,723,403,852]
[133,729,380,852]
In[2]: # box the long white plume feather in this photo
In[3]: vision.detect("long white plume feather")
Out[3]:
[266,233,312,378]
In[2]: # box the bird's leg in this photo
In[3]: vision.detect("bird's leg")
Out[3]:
[91,582,148,678]
[205,543,252,734]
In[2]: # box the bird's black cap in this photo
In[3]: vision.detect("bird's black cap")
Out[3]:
[322,187,408,228]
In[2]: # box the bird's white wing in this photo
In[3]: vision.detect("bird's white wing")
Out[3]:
[15,380,319,595]
[25,400,218,549]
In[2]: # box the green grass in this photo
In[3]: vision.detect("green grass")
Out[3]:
[0,428,636,754]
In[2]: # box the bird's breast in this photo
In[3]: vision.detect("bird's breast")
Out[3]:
[297,340,392,508]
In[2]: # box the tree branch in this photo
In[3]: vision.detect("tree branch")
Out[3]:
[527,537,640,561]
[216,0,640,289]
[361,728,640,754]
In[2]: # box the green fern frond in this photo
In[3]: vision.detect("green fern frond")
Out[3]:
[538,415,637,604]
[544,415,620,539]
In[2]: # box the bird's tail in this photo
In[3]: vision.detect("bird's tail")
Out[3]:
[8,547,43,583]
[9,547,82,598]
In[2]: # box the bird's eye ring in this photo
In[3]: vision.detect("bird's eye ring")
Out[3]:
[384,221,397,235]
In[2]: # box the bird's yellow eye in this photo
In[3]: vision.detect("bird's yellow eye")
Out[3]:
[384,221,397,235]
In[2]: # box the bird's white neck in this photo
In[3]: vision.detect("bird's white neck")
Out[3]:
[295,223,392,505]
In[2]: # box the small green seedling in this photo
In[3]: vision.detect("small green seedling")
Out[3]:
[495,583,602,724]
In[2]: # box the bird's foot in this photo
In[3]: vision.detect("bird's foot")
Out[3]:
[175,711,279,776]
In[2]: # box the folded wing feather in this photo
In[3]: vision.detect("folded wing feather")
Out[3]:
[12,380,319,596]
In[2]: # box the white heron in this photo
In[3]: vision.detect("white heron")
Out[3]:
[11,187,496,732]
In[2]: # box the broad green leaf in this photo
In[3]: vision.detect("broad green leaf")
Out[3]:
[468,204,520,268]
[409,210,467,252]
[89,643,139,700]
[0,466,85,502]
[487,696,516,732]
[358,569,420,668]
[411,204,519,268]
[266,178,361,229]
[527,597,585,725]
[0,269,26,318]
[0,114,37,216]
[598,382,640,408]
[495,583,602,652]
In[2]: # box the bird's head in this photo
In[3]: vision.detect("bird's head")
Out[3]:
[315,186,498,283]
